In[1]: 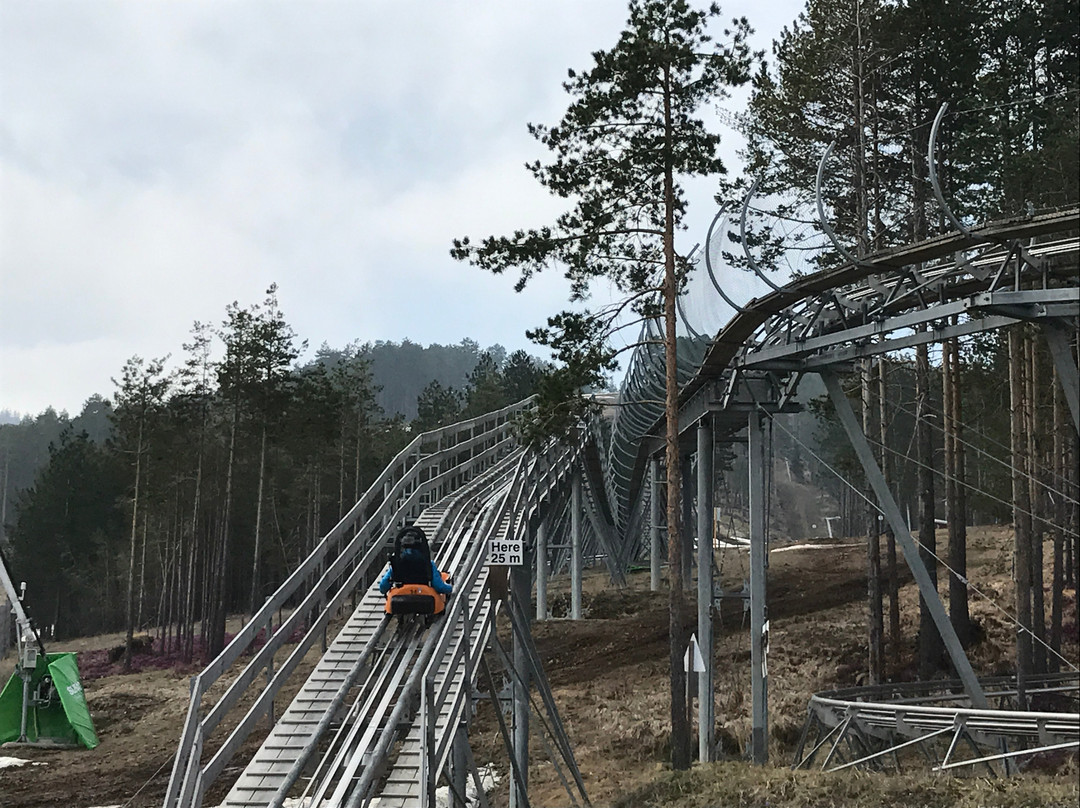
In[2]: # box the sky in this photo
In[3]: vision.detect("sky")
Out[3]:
[1,0,805,418]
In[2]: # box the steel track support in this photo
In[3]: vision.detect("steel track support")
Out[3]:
[502,590,591,807]
[821,370,989,709]
[571,473,583,620]
[450,720,470,808]
[1042,320,1079,432]
[697,417,715,762]
[510,560,532,808]
[463,739,494,808]
[479,657,531,808]
[749,411,769,763]
[651,457,663,591]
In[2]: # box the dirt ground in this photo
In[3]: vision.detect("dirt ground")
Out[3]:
[0,526,1076,807]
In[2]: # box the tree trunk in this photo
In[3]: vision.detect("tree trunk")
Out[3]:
[1050,369,1064,673]
[944,333,970,646]
[137,502,149,629]
[250,425,268,617]
[183,448,203,663]
[916,338,943,678]
[1026,332,1046,674]
[124,419,144,672]
[662,59,691,772]
[1009,326,1033,705]
[210,405,240,659]
[863,359,883,684]
[339,412,347,520]
[879,355,900,665]
[852,0,870,256]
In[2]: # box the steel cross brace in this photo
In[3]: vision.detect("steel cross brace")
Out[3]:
[1041,319,1080,432]
[820,370,988,709]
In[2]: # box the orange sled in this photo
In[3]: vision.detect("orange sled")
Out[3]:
[383,572,452,616]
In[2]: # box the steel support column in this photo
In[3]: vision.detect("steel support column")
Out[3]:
[571,473,583,620]
[536,518,548,621]
[1042,320,1079,432]
[510,560,531,808]
[697,416,715,762]
[749,411,769,763]
[822,370,988,709]
[450,721,469,808]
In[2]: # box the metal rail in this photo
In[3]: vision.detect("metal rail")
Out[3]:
[163,400,533,808]
[794,674,1080,774]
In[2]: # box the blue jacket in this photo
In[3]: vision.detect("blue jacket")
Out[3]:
[379,557,453,595]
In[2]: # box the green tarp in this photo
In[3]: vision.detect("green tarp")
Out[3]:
[0,652,98,749]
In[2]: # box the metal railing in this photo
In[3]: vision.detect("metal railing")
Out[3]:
[163,399,533,808]
[794,673,1080,774]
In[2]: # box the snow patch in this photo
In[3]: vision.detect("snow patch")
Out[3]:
[0,756,47,769]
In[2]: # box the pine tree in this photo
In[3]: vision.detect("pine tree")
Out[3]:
[414,381,463,433]
[111,355,170,669]
[453,0,756,769]
[463,353,507,418]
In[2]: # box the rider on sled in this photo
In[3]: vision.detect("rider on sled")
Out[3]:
[379,525,453,615]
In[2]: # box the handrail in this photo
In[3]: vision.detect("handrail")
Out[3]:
[795,672,1080,772]
[418,457,531,802]
[163,399,535,808]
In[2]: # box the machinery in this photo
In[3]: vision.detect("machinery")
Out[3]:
[0,548,98,749]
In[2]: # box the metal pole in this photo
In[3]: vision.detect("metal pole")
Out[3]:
[1042,321,1079,433]
[510,561,531,808]
[681,452,694,586]
[821,370,988,709]
[19,671,31,743]
[697,417,715,762]
[536,519,548,621]
[451,721,470,808]
[748,411,769,763]
[571,473,583,620]
[650,457,662,591]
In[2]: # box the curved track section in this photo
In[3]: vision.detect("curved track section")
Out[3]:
[794,673,1079,774]
[601,205,1080,768]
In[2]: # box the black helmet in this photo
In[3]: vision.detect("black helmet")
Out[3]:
[397,525,427,550]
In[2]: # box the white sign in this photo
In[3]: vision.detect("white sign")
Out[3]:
[683,633,706,673]
[761,619,770,678]
[488,538,524,566]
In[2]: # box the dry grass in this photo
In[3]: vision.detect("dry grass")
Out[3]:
[613,761,1080,808]
[1,525,1074,807]
[473,525,1079,807]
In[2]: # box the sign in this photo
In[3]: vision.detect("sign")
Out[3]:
[488,538,524,566]
[683,633,706,673]
[761,619,770,678]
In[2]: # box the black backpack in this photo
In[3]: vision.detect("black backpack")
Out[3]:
[390,526,431,585]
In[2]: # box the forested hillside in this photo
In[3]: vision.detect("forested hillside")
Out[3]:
[0,285,545,664]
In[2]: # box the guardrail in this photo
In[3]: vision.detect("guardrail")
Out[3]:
[417,456,526,805]
[163,399,534,808]
[794,673,1080,774]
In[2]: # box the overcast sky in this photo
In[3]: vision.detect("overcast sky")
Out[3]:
[1,0,804,418]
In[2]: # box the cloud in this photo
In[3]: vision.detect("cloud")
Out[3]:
[1,0,803,415]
